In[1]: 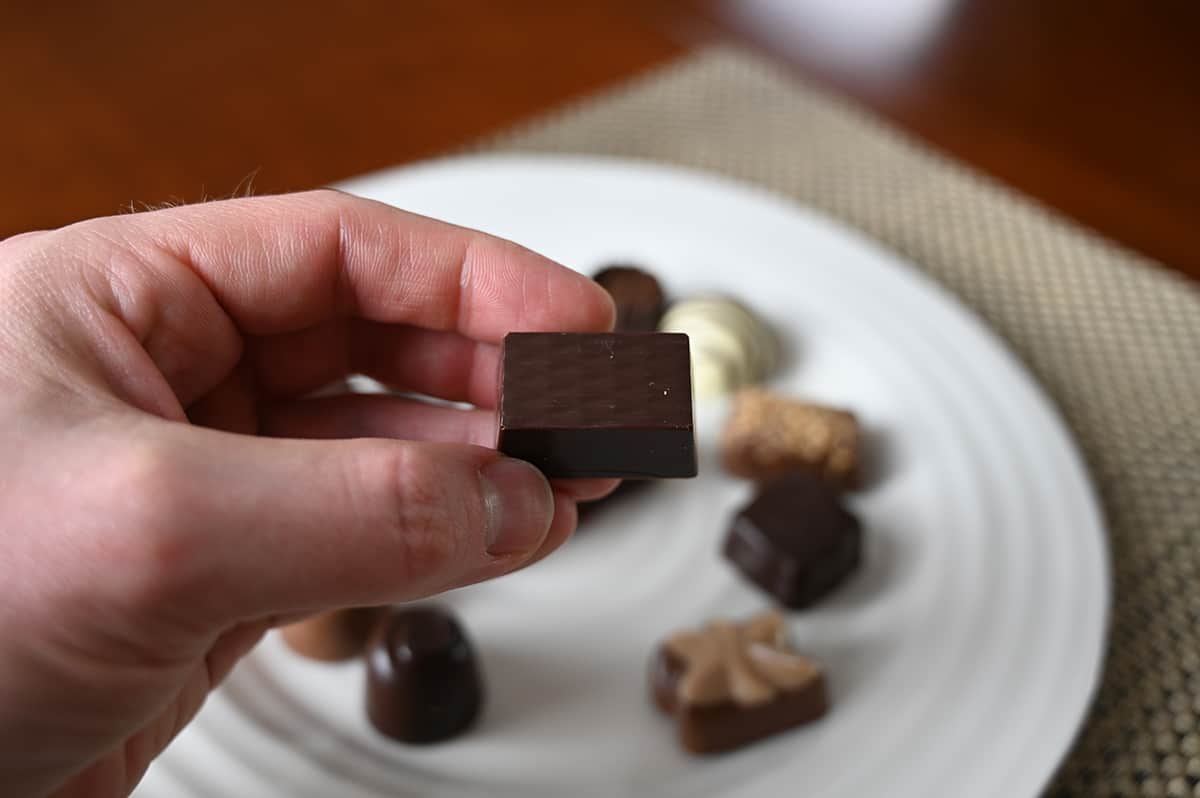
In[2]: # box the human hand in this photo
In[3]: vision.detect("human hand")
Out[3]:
[0,191,616,797]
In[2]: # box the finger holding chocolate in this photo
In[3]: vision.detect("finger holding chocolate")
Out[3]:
[268,271,876,764]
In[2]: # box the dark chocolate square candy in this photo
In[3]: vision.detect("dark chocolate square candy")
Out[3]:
[723,473,862,609]
[497,332,696,479]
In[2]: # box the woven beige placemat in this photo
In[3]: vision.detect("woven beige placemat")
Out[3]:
[476,46,1200,796]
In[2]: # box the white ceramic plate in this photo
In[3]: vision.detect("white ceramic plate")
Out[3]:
[136,156,1109,798]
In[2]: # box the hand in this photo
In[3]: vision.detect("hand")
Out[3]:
[0,190,616,797]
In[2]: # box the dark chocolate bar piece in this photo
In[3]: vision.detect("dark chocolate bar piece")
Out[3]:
[650,611,828,754]
[592,264,666,333]
[579,263,665,515]
[365,607,483,744]
[497,332,697,478]
[281,607,385,662]
[723,472,862,609]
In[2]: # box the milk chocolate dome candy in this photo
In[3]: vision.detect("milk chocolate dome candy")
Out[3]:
[280,607,385,662]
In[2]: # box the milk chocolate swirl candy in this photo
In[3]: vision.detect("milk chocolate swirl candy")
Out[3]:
[365,607,483,743]
[650,611,828,754]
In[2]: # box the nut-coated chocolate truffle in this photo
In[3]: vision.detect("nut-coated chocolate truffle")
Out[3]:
[722,388,861,490]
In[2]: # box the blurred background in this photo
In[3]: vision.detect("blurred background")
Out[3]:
[2,0,1197,277]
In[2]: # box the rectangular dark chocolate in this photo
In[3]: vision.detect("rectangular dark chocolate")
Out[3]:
[497,332,696,479]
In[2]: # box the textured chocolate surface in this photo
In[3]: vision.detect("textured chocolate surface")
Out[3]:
[497,332,696,478]
[280,607,385,662]
[650,612,829,754]
[593,264,666,333]
[721,389,861,489]
[724,473,862,609]
[365,607,483,744]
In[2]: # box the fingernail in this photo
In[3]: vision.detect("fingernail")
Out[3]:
[480,457,554,556]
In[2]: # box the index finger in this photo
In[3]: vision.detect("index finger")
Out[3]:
[122,189,615,339]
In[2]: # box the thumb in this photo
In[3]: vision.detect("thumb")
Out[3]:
[111,424,569,624]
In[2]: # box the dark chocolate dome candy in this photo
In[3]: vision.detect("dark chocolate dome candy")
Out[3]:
[365,607,483,743]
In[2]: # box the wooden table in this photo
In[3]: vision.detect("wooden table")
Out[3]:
[3,0,1197,278]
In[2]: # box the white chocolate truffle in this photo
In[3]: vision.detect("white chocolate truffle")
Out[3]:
[660,296,778,398]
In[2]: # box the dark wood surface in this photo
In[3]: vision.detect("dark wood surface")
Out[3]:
[0,1,685,237]
[2,1,1197,278]
[697,0,1200,278]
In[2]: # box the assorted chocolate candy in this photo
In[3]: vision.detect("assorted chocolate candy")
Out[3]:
[365,607,484,744]
[276,263,882,760]
[280,607,386,662]
[721,388,862,490]
[724,472,863,609]
[497,332,697,478]
[651,611,828,754]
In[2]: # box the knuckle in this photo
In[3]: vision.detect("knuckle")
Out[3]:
[0,230,40,260]
[100,442,205,610]
[309,188,358,228]
[107,442,183,525]
[372,444,472,583]
[312,186,350,205]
